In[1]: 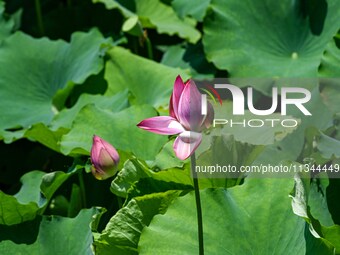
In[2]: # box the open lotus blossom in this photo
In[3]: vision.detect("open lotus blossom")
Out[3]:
[90,135,120,180]
[137,75,214,160]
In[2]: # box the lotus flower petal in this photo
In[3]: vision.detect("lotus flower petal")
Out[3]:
[169,75,185,119]
[173,131,202,160]
[137,116,185,135]
[177,80,205,131]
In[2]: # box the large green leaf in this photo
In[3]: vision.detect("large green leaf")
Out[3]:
[203,0,340,79]
[151,141,185,170]
[60,104,167,160]
[0,2,11,39]
[92,0,135,18]
[317,132,340,159]
[96,0,200,43]
[23,124,68,153]
[139,178,309,254]
[105,47,189,108]
[23,91,129,153]
[0,1,20,40]
[305,226,335,255]
[40,171,75,201]
[160,44,214,80]
[0,170,73,225]
[291,173,340,252]
[318,40,340,115]
[136,0,201,43]
[0,29,108,138]
[319,40,340,77]
[308,176,334,227]
[94,191,180,255]
[0,208,98,255]
[320,79,340,114]
[51,90,129,130]
[111,159,192,198]
[172,0,210,22]
[160,45,193,73]
[0,171,45,225]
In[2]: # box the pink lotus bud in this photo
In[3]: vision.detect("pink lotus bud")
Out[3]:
[90,135,119,180]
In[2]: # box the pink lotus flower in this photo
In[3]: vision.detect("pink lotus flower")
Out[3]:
[137,76,214,160]
[90,135,120,180]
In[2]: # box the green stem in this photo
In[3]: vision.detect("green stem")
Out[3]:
[78,170,87,208]
[145,37,153,60]
[133,38,139,55]
[191,153,204,255]
[34,0,45,36]
[234,173,244,186]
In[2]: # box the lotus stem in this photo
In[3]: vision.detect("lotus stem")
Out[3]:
[34,0,45,36]
[78,170,87,208]
[191,153,204,255]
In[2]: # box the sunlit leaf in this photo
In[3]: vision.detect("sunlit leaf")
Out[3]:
[0,29,109,140]
[291,173,340,252]
[136,0,201,43]
[160,44,214,80]
[94,191,180,255]
[203,0,340,82]
[139,178,309,254]
[172,0,210,21]
[319,40,340,77]
[317,132,340,159]
[105,47,189,108]
[92,0,135,18]
[0,208,98,255]
[111,159,192,198]
[95,0,200,43]
[60,105,167,160]
[171,0,211,21]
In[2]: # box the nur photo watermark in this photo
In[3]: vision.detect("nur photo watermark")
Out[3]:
[190,78,340,179]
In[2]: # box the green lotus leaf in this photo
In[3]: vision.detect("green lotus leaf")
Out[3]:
[92,0,135,18]
[172,0,210,21]
[0,208,98,255]
[0,170,72,225]
[0,29,109,138]
[95,0,200,43]
[139,178,312,254]
[317,132,340,159]
[291,173,340,252]
[0,1,20,40]
[111,158,192,198]
[319,40,340,77]
[0,171,46,225]
[105,46,189,109]
[94,191,180,255]
[136,0,201,43]
[203,0,340,81]
[60,104,167,160]
[160,44,215,80]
